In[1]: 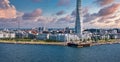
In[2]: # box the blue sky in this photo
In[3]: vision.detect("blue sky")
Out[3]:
[10,0,99,16]
[10,0,76,16]
[0,0,120,28]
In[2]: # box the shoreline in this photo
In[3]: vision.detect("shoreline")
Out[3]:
[0,40,120,47]
[91,41,120,46]
[0,41,66,46]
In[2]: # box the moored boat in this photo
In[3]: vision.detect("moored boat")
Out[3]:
[67,42,79,47]
[67,42,91,47]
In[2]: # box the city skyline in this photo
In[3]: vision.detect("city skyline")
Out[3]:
[0,0,120,29]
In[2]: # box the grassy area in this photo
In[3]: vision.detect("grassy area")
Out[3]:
[0,38,120,46]
[97,39,117,43]
[0,38,62,43]
[0,38,65,46]
[0,38,32,42]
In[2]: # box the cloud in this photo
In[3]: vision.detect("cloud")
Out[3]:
[115,18,120,23]
[83,13,98,23]
[0,0,74,28]
[16,11,24,17]
[22,8,42,20]
[83,3,120,28]
[71,10,76,17]
[70,7,90,23]
[37,16,57,24]
[98,3,120,16]
[0,0,25,28]
[22,8,58,26]
[56,10,65,16]
[71,7,89,17]
[95,0,114,6]
[57,0,70,6]
[83,3,120,22]
[0,0,17,19]
[57,15,75,23]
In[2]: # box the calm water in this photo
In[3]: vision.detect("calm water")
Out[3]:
[0,43,120,62]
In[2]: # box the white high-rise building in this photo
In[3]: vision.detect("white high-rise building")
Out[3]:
[75,0,83,38]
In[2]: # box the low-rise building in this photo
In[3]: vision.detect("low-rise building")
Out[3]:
[36,33,80,42]
[109,34,120,39]
[82,31,92,40]
[0,31,15,38]
[36,34,49,40]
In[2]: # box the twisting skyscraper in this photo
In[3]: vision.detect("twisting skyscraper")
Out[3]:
[75,0,82,37]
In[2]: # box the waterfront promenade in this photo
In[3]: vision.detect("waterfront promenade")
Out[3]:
[0,40,66,46]
[0,39,120,47]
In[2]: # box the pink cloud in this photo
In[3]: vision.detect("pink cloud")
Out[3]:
[0,0,17,19]
[82,2,120,28]
[99,3,120,16]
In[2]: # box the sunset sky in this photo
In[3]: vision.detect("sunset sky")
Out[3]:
[0,0,120,29]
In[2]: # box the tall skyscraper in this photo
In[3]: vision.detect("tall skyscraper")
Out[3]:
[75,0,82,37]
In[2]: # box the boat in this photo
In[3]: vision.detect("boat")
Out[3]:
[67,42,79,47]
[80,43,91,47]
[67,42,91,47]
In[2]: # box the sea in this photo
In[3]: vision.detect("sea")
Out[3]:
[0,43,120,62]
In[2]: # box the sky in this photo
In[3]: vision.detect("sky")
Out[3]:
[0,0,120,29]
